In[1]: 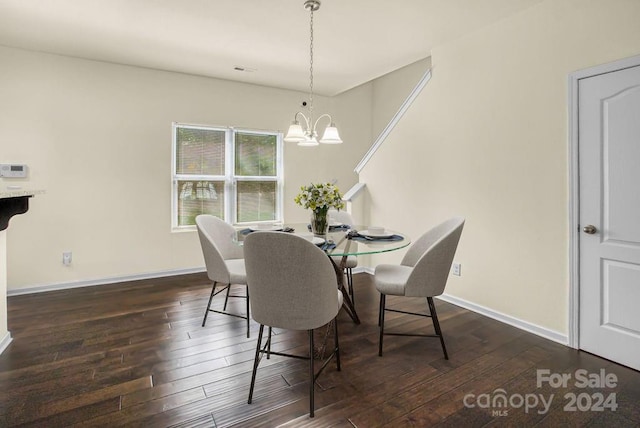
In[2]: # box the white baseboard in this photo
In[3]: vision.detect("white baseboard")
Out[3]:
[356,269,567,345]
[7,267,206,296]
[437,293,568,345]
[0,331,12,355]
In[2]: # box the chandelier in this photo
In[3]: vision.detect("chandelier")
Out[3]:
[284,0,342,146]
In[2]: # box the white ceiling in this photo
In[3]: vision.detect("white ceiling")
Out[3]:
[0,0,542,96]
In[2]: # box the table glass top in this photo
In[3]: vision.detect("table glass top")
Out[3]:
[233,223,411,257]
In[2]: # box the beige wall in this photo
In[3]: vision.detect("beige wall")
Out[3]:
[371,58,432,141]
[336,57,433,248]
[0,46,371,291]
[356,57,432,227]
[359,0,640,335]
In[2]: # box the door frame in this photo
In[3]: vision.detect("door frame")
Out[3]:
[568,54,640,349]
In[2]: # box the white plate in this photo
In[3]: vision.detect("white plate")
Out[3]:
[359,229,394,238]
[312,237,325,245]
[249,225,283,232]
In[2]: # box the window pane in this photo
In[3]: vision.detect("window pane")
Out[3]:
[235,132,277,176]
[176,127,225,175]
[177,180,224,226]
[237,181,276,222]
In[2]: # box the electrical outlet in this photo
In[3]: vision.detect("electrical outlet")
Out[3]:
[63,251,72,266]
[452,262,461,276]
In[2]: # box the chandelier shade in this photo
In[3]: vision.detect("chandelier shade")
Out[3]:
[283,122,306,143]
[320,124,342,144]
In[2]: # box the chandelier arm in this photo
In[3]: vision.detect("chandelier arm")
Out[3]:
[294,112,312,131]
[312,113,333,133]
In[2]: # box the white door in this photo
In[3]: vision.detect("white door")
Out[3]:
[579,64,640,371]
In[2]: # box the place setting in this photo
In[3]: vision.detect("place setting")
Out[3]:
[299,233,337,251]
[239,223,295,235]
[347,226,405,242]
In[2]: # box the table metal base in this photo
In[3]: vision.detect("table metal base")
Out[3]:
[329,256,360,324]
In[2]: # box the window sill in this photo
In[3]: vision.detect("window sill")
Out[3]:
[172,225,197,233]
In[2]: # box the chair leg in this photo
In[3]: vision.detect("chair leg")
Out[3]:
[245,285,250,338]
[427,297,449,360]
[248,324,264,404]
[333,318,341,371]
[309,329,315,418]
[202,281,217,327]
[223,284,232,310]
[267,326,272,359]
[378,294,386,356]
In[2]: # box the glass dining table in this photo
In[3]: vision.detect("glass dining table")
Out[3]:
[234,223,411,324]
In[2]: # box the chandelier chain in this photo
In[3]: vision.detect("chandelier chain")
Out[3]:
[309,7,314,115]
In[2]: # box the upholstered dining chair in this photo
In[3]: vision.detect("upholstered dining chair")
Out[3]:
[375,216,465,359]
[328,209,358,305]
[243,231,343,418]
[195,214,250,338]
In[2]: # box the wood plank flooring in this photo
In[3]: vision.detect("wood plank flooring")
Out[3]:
[1,273,639,427]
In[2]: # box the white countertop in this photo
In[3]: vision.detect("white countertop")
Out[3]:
[0,187,46,199]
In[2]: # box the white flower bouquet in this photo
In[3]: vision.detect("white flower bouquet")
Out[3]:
[294,182,344,235]
[294,182,344,213]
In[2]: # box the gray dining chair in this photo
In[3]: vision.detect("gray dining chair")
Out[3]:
[195,214,250,338]
[375,216,465,359]
[328,209,358,305]
[243,231,343,418]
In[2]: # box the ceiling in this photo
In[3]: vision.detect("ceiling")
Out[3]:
[0,0,542,96]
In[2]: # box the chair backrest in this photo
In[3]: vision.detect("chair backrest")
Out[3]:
[243,231,342,330]
[328,209,354,226]
[195,215,244,284]
[402,217,465,297]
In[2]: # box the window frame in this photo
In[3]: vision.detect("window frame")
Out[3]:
[171,122,283,230]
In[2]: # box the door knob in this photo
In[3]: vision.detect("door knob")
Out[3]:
[583,225,597,234]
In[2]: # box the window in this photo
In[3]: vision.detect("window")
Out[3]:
[172,123,282,228]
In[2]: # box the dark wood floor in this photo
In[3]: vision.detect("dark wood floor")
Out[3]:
[1,273,639,427]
